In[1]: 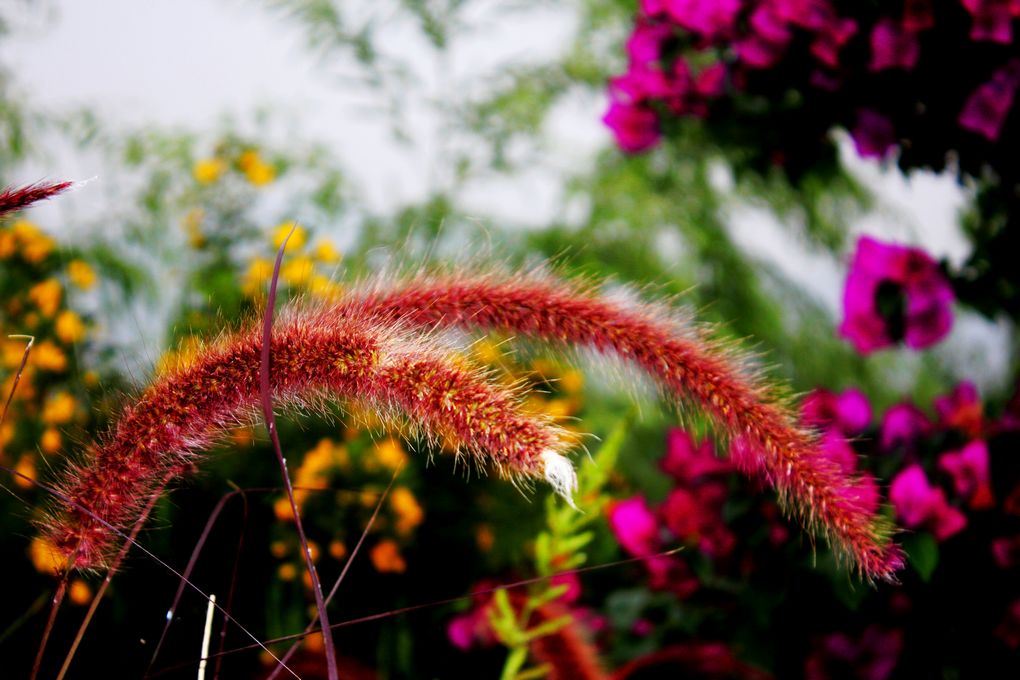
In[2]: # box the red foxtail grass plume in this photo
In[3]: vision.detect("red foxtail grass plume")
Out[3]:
[40,308,573,571]
[525,601,607,680]
[0,181,72,220]
[342,269,905,581]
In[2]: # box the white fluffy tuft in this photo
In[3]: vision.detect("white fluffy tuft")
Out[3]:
[541,449,578,508]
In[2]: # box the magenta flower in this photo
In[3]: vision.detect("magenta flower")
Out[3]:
[603,99,662,153]
[996,599,1020,649]
[661,483,735,558]
[890,464,967,541]
[879,402,932,452]
[663,0,743,40]
[934,381,984,436]
[627,21,675,68]
[961,0,1016,43]
[903,0,935,32]
[809,16,858,69]
[735,34,788,69]
[801,387,872,435]
[608,496,662,557]
[838,236,954,354]
[869,18,920,72]
[958,58,1020,141]
[938,439,994,509]
[660,427,731,483]
[992,534,1020,569]
[850,109,897,160]
[804,625,904,680]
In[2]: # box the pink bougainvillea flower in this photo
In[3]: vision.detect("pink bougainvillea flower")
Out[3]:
[959,58,1020,141]
[938,440,995,509]
[804,625,904,680]
[774,0,837,31]
[903,0,935,31]
[880,401,932,452]
[549,570,582,604]
[801,387,872,435]
[694,62,727,98]
[850,109,897,160]
[735,34,788,69]
[934,381,984,437]
[660,427,731,483]
[608,496,661,557]
[992,534,1020,569]
[889,464,967,541]
[839,236,954,353]
[603,99,662,153]
[810,16,858,69]
[996,599,1020,649]
[962,0,1016,43]
[869,18,920,72]
[627,21,675,68]
[446,581,498,651]
[661,483,735,558]
[663,0,743,41]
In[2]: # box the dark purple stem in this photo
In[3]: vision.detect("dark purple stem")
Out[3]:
[260,225,340,680]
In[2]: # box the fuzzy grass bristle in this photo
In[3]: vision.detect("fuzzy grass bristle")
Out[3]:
[343,269,905,581]
[41,309,571,570]
[0,181,72,220]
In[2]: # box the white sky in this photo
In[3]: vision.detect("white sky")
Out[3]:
[1,0,1007,386]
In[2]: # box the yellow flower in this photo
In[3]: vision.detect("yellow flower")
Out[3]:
[370,539,407,573]
[374,437,408,470]
[308,274,343,301]
[28,279,62,317]
[14,454,36,489]
[41,428,62,453]
[29,536,68,575]
[273,222,306,250]
[0,229,15,258]
[238,150,275,186]
[181,208,205,248]
[69,579,92,606]
[280,256,314,286]
[67,260,97,289]
[33,341,67,373]
[13,221,56,263]
[314,240,342,264]
[241,257,274,296]
[560,369,584,393]
[391,487,424,536]
[193,158,226,184]
[55,309,87,344]
[42,391,76,424]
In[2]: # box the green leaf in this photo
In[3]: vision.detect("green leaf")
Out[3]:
[904,532,939,582]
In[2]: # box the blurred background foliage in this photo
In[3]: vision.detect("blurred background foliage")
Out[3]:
[1,0,1018,678]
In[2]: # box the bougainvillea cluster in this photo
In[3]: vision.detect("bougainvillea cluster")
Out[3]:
[603,374,1020,677]
[605,0,1020,175]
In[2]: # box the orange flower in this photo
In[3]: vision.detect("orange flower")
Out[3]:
[28,279,62,317]
[33,341,67,372]
[55,309,87,343]
[41,428,62,453]
[391,487,424,535]
[42,391,76,424]
[369,539,407,573]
